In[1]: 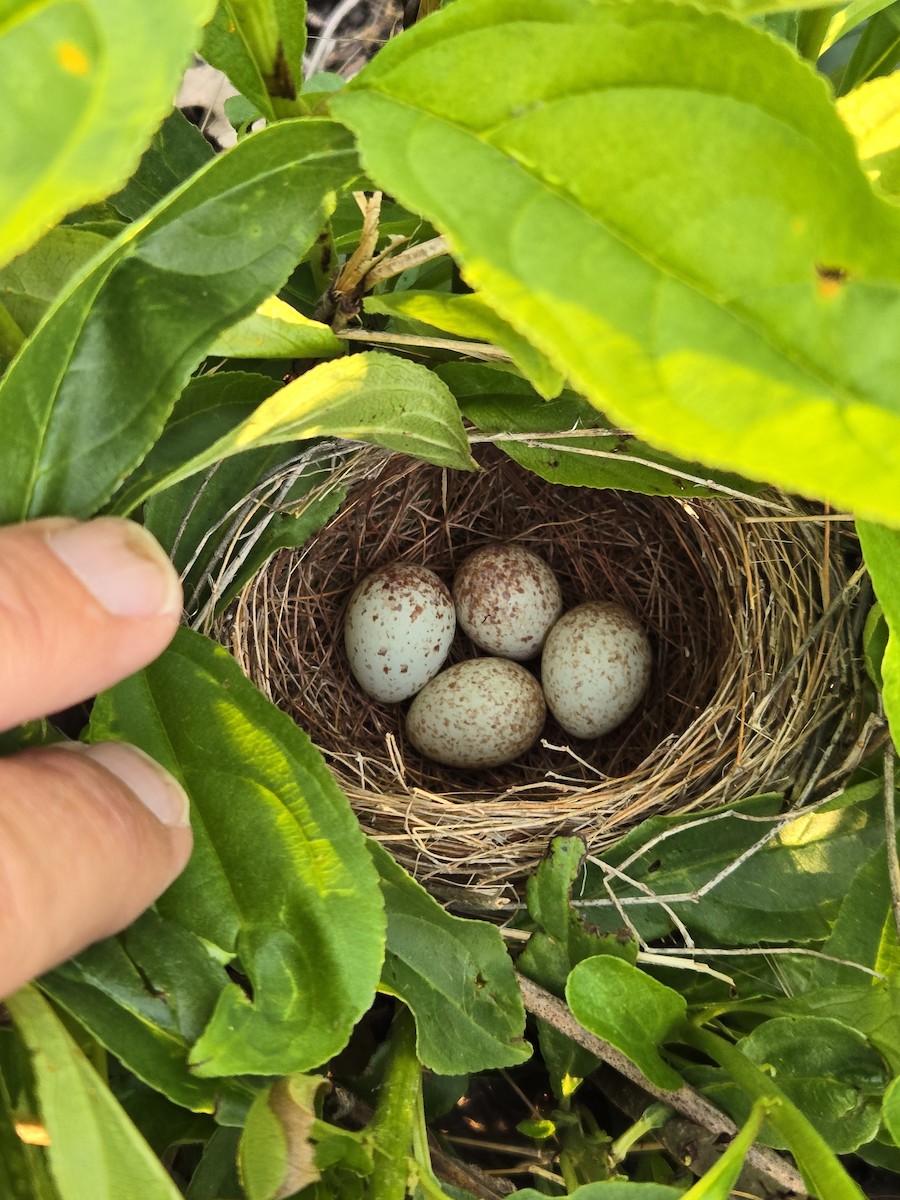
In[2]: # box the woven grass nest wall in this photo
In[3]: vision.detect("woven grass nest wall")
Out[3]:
[221,440,865,899]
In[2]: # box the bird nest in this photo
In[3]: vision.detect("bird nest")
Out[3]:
[218,440,867,901]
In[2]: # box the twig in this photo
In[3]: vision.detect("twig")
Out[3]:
[516,973,807,1197]
[365,235,450,286]
[337,328,513,361]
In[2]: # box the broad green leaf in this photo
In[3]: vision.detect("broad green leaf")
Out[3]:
[0,226,107,335]
[138,351,477,498]
[825,0,899,51]
[858,521,900,746]
[108,108,214,221]
[520,837,637,1097]
[794,978,900,1073]
[0,119,358,522]
[0,1045,58,1200]
[185,1126,243,1200]
[566,957,686,1091]
[805,850,900,987]
[209,296,345,359]
[202,0,306,121]
[334,0,900,527]
[40,910,247,1114]
[577,783,887,945]
[6,986,183,1200]
[110,370,284,516]
[884,1075,900,1145]
[837,3,900,95]
[238,1075,325,1200]
[365,291,564,398]
[0,0,215,268]
[864,601,889,689]
[736,1017,886,1153]
[89,628,386,1078]
[838,72,900,202]
[369,840,530,1074]
[439,361,759,497]
[681,1098,774,1199]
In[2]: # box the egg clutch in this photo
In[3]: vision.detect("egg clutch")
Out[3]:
[342,543,652,770]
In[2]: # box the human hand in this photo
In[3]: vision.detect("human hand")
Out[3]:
[0,517,193,997]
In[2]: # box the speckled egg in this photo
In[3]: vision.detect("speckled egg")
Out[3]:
[406,658,546,769]
[541,602,652,739]
[453,544,563,661]
[343,563,455,703]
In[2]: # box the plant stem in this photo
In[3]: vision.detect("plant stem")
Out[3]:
[796,6,839,61]
[0,299,25,371]
[516,973,804,1194]
[682,1022,866,1200]
[367,1006,420,1200]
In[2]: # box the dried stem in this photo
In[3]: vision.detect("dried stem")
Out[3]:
[516,974,806,1197]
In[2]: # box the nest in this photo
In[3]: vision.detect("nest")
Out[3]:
[218,440,867,899]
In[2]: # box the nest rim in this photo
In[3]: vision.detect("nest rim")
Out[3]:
[219,439,867,896]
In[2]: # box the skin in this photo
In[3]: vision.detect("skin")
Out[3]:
[0,518,193,997]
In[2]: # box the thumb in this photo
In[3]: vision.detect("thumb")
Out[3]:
[0,741,192,998]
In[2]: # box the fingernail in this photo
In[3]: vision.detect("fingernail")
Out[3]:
[59,742,191,827]
[45,518,182,618]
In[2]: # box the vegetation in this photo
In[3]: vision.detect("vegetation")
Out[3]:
[1,0,899,1196]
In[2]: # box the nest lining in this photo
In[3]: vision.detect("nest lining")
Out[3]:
[222,441,865,894]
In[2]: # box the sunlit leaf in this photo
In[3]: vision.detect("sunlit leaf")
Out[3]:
[89,629,386,1077]
[0,0,216,268]
[334,0,900,526]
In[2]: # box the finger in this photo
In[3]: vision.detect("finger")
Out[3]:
[0,741,192,997]
[0,517,182,730]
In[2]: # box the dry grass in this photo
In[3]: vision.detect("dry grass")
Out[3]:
[218,440,867,899]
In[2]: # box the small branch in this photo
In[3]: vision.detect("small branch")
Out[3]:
[337,328,513,362]
[365,236,450,286]
[516,973,806,1196]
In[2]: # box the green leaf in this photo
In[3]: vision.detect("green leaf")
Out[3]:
[334,0,900,527]
[576,784,887,945]
[238,1075,325,1200]
[838,72,900,203]
[440,361,759,497]
[0,226,107,336]
[88,628,386,1078]
[138,351,477,499]
[737,1016,887,1153]
[0,1042,58,1200]
[6,986,183,1200]
[185,1126,243,1200]
[209,296,345,359]
[201,0,306,121]
[369,840,530,1074]
[838,2,900,95]
[682,1098,774,1199]
[883,1075,900,1145]
[108,108,214,221]
[804,849,900,987]
[0,0,216,268]
[824,0,898,52]
[40,910,246,1114]
[864,601,889,690]
[794,978,900,1073]
[858,522,900,746]
[566,957,686,1091]
[0,119,358,522]
[365,291,564,398]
